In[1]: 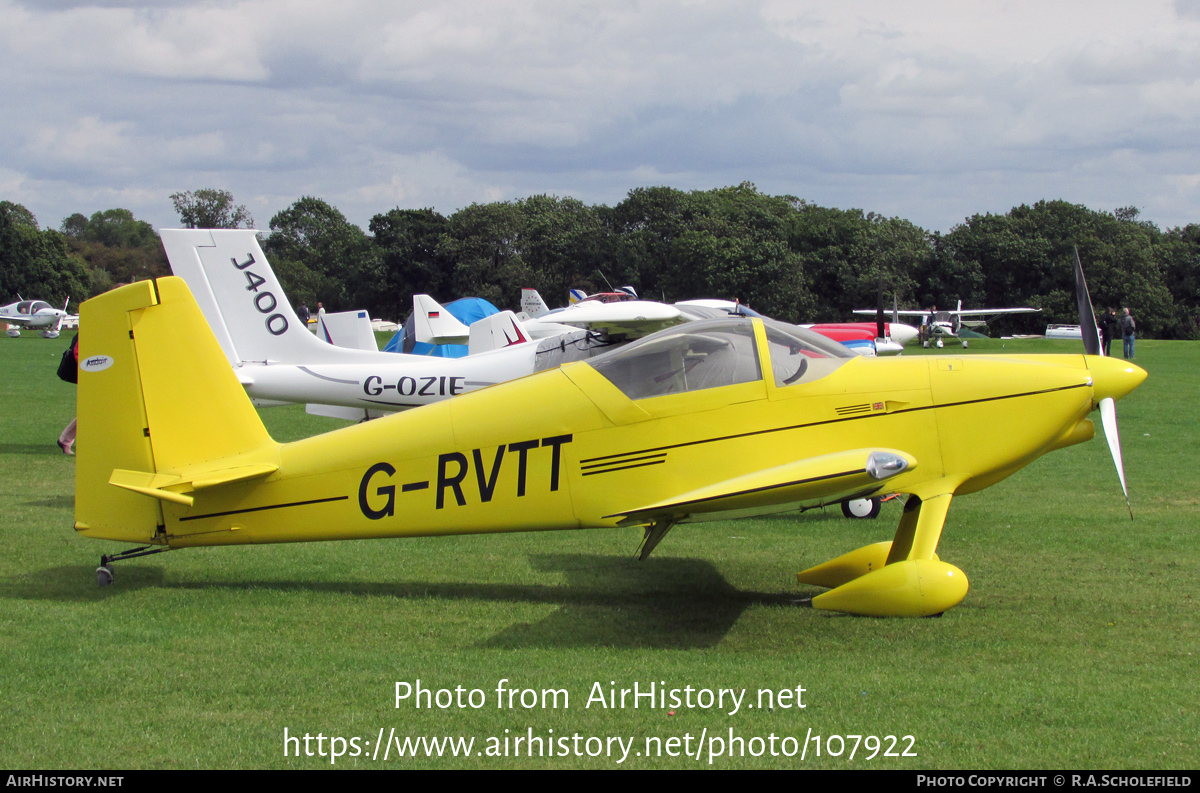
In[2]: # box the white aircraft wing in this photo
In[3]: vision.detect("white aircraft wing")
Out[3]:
[548,300,686,338]
[852,309,932,318]
[954,308,1041,316]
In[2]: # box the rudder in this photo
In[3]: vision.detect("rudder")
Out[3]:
[76,277,277,543]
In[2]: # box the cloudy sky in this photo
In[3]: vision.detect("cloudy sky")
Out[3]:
[3,0,1199,233]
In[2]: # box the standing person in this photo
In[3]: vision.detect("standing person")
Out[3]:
[1100,308,1118,357]
[56,333,79,454]
[1119,307,1136,359]
[297,301,310,325]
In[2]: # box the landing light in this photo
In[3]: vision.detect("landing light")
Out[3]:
[866,452,908,480]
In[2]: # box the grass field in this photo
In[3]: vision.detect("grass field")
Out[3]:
[1,334,1196,769]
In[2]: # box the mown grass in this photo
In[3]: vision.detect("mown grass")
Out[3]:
[0,335,1195,769]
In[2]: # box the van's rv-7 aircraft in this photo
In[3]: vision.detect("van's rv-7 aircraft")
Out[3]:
[856,301,1040,348]
[1,297,74,338]
[74,251,1144,617]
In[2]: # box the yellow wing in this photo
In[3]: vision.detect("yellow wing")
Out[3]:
[606,448,916,525]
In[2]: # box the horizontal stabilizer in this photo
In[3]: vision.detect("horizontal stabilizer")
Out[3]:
[109,463,279,506]
[109,470,195,506]
[606,448,916,525]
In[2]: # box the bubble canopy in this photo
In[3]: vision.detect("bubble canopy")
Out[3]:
[587,317,853,400]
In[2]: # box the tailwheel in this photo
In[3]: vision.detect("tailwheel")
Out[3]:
[95,545,170,587]
[841,497,881,519]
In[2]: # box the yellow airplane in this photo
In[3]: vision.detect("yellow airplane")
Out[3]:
[74,268,1145,617]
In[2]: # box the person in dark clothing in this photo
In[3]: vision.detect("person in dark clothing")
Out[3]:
[56,333,78,454]
[297,302,310,324]
[1100,308,1118,357]
[1119,308,1136,359]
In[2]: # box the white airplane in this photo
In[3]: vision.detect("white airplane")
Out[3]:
[517,290,915,356]
[855,300,1040,348]
[161,229,629,422]
[1,297,74,338]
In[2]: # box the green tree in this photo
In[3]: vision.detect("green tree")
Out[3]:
[515,194,612,302]
[59,208,169,288]
[610,184,812,321]
[941,201,1179,336]
[264,197,380,314]
[369,208,452,321]
[170,189,254,229]
[60,213,88,239]
[0,202,89,304]
[78,208,158,249]
[1159,225,1200,338]
[437,201,534,309]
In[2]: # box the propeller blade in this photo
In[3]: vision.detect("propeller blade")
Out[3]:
[1099,396,1132,519]
[1073,248,1101,356]
[892,293,899,325]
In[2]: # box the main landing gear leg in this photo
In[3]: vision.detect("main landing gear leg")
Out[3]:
[96,546,170,587]
[637,521,675,561]
[797,492,969,617]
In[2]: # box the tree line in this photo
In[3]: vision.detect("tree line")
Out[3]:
[3,185,1198,338]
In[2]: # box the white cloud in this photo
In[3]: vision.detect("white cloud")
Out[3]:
[2,0,1199,232]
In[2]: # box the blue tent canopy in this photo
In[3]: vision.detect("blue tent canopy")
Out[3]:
[383,297,500,358]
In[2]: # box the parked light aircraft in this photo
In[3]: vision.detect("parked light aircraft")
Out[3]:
[74,250,1144,617]
[1,297,73,338]
[857,300,1040,348]
[161,229,561,422]
[519,290,913,355]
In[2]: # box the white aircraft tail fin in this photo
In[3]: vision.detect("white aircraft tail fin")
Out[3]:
[568,288,587,305]
[467,311,533,355]
[413,294,470,345]
[161,229,348,365]
[520,288,551,318]
[316,309,378,351]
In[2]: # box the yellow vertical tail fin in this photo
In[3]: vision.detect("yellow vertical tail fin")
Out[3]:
[76,277,276,543]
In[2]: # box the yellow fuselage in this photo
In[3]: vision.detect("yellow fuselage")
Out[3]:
[85,352,1106,549]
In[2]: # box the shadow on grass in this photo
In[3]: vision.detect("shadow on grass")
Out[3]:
[0,565,165,601]
[22,496,73,509]
[0,443,69,456]
[1,555,803,648]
